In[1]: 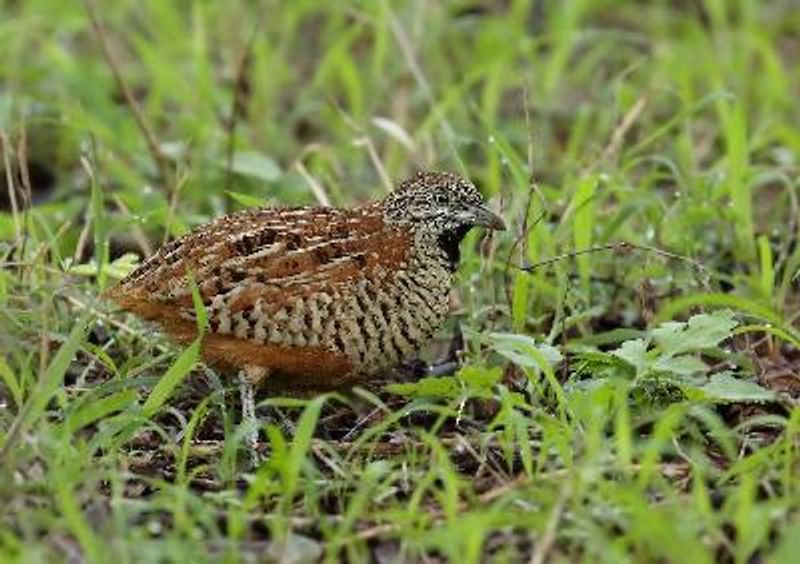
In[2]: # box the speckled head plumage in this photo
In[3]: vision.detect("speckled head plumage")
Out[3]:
[382,171,505,235]
[381,171,505,270]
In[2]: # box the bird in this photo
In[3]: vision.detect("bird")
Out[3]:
[106,171,505,454]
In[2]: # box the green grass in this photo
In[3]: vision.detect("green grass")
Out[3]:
[2,0,800,561]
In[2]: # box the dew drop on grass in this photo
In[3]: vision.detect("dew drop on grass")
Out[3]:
[147,519,163,535]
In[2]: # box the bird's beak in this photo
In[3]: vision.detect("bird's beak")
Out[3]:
[468,204,506,231]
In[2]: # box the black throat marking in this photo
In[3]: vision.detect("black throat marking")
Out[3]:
[436,224,471,272]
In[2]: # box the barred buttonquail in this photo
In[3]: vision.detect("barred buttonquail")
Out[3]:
[107,171,505,450]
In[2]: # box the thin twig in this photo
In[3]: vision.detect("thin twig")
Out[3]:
[331,102,394,194]
[294,159,331,206]
[353,136,393,194]
[16,120,33,262]
[590,94,648,171]
[516,241,710,281]
[1,129,21,242]
[72,206,92,265]
[83,0,173,191]
[16,120,33,210]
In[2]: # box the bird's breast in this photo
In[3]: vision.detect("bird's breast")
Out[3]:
[217,248,454,379]
[325,254,454,375]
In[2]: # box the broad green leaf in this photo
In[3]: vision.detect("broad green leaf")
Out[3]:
[611,338,649,374]
[691,373,775,404]
[652,355,708,376]
[485,332,563,368]
[652,310,738,355]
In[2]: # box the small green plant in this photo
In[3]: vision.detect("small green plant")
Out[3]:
[573,310,775,404]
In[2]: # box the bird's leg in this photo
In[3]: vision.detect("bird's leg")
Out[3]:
[238,365,267,466]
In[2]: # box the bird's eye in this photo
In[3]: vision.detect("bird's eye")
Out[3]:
[434,193,448,205]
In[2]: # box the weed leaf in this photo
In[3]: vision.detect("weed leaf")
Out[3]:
[653,310,738,355]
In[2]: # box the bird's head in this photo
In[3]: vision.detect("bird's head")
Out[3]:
[382,171,505,268]
[383,171,505,234]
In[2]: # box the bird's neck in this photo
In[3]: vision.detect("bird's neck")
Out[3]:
[412,225,469,273]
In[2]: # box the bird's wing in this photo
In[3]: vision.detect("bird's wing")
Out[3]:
[107,203,411,330]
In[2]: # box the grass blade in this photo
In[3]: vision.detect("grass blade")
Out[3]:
[141,338,201,418]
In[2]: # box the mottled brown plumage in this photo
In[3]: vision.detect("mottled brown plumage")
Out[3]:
[107,171,505,394]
